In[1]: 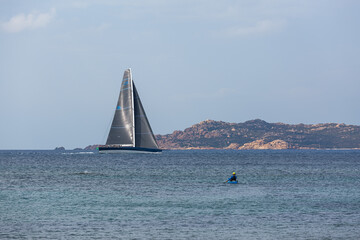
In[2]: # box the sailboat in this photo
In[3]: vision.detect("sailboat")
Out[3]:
[98,69,162,153]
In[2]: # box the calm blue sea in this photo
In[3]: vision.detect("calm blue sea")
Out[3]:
[1,150,360,239]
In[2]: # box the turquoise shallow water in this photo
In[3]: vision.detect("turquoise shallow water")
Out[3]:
[1,150,360,239]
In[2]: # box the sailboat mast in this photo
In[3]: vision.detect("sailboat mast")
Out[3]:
[129,68,136,147]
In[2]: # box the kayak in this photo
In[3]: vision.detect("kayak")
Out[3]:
[227,180,238,184]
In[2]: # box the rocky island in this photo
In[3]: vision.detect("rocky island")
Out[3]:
[54,146,65,151]
[155,119,360,150]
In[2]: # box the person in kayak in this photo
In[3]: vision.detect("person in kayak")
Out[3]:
[228,172,237,182]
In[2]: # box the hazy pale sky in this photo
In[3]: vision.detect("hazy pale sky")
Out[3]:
[1,0,360,149]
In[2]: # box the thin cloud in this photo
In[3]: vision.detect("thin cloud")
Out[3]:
[1,8,56,33]
[226,19,286,37]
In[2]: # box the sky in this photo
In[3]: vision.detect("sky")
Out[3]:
[1,0,360,149]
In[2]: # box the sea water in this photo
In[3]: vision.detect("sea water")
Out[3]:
[1,150,360,239]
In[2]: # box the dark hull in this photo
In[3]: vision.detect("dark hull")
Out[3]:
[98,146,162,153]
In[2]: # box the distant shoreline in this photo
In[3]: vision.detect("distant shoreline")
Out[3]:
[2,147,360,151]
[155,119,360,150]
[14,119,359,151]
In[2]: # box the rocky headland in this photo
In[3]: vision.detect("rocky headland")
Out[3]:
[73,145,101,150]
[155,119,360,150]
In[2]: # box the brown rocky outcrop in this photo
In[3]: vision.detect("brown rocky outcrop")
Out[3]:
[225,143,241,149]
[238,139,289,150]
